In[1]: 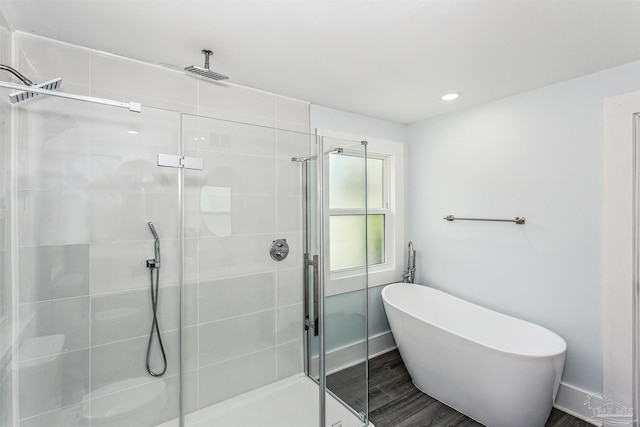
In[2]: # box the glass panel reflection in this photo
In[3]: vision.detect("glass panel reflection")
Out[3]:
[15,100,180,426]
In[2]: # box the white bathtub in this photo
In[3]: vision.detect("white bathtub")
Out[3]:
[381,283,566,427]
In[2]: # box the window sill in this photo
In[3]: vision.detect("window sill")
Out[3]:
[326,263,402,296]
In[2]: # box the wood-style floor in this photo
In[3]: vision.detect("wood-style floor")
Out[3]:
[326,349,592,427]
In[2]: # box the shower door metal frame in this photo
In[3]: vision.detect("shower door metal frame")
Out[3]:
[316,133,328,427]
[301,158,318,378]
[300,133,371,426]
[633,111,640,427]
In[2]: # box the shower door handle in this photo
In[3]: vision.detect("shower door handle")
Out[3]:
[312,255,319,337]
[304,253,320,337]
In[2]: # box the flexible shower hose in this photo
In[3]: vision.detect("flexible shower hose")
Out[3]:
[146,266,167,376]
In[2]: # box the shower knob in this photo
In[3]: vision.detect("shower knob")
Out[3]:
[269,239,289,261]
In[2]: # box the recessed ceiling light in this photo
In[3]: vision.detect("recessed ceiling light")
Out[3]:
[441,93,461,101]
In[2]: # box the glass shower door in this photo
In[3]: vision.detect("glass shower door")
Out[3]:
[14,99,181,427]
[181,114,318,425]
[180,115,369,427]
[307,135,370,425]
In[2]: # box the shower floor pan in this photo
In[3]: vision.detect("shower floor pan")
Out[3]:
[157,373,370,427]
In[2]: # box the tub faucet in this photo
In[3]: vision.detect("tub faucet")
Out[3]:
[403,241,416,283]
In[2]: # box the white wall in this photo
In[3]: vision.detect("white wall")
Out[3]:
[406,61,640,400]
[603,90,640,421]
[310,104,406,142]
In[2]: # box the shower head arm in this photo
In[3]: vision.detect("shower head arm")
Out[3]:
[0,64,33,86]
[201,49,213,70]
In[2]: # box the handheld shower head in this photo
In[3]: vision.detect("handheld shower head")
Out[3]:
[148,222,159,240]
[184,49,229,81]
[147,222,160,267]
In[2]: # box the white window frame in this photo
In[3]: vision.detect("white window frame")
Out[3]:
[317,129,405,297]
[328,151,389,271]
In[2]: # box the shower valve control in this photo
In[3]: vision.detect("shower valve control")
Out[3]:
[269,239,289,261]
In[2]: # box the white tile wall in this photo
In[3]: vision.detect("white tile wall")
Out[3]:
[90,285,180,346]
[197,348,277,407]
[197,83,277,128]
[90,240,156,293]
[16,129,91,190]
[276,304,304,344]
[198,310,276,367]
[18,244,90,303]
[90,54,198,107]
[90,331,181,392]
[16,34,92,87]
[276,340,303,380]
[17,189,90,246]
[13,31,311,424]
[198,273,276,323]
[198,234,276,280]
[17,404,85,427]
[276,267,304,307]
[199,150,277,196]
[18,296,90,355]
[188,117,277,157]
[276,97,311,133]
[18,349,90,419]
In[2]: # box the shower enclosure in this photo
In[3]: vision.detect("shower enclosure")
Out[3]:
[7,93,370,426]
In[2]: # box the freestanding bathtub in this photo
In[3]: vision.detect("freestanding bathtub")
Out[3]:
[381,283,566,427]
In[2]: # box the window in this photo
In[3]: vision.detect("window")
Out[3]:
[329,154,387,271]
[319,130,404,295]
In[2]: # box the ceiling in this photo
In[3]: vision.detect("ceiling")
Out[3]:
[1,0,639,124]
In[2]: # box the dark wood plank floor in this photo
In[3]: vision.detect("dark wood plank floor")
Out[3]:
[326,349,592,427]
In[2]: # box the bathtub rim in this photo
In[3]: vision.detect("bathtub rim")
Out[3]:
[382,282,567,359]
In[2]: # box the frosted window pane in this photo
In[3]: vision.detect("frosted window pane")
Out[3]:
[329,156,383,209]
[330,215,385,271]
[366,158,384,209]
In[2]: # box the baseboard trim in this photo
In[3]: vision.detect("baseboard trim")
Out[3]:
[368,331,396,359]
[310,331,396,377]
[554,382,603,426]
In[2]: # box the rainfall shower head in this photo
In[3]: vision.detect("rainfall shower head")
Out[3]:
[0,63,62,104]
[184,49,229,81]
[9,78,63,104]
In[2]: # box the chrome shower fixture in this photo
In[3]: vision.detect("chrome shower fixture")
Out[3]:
[184,49,229,81]
[403,241,416,283]
[147,222,161,268]
[145,221,166,377]
[291,148,344,162]
[0,64,32,85]
[10,78,63,103]
[0,64,62,104]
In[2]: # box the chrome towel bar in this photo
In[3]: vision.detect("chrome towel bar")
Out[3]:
[444,215,525,225]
